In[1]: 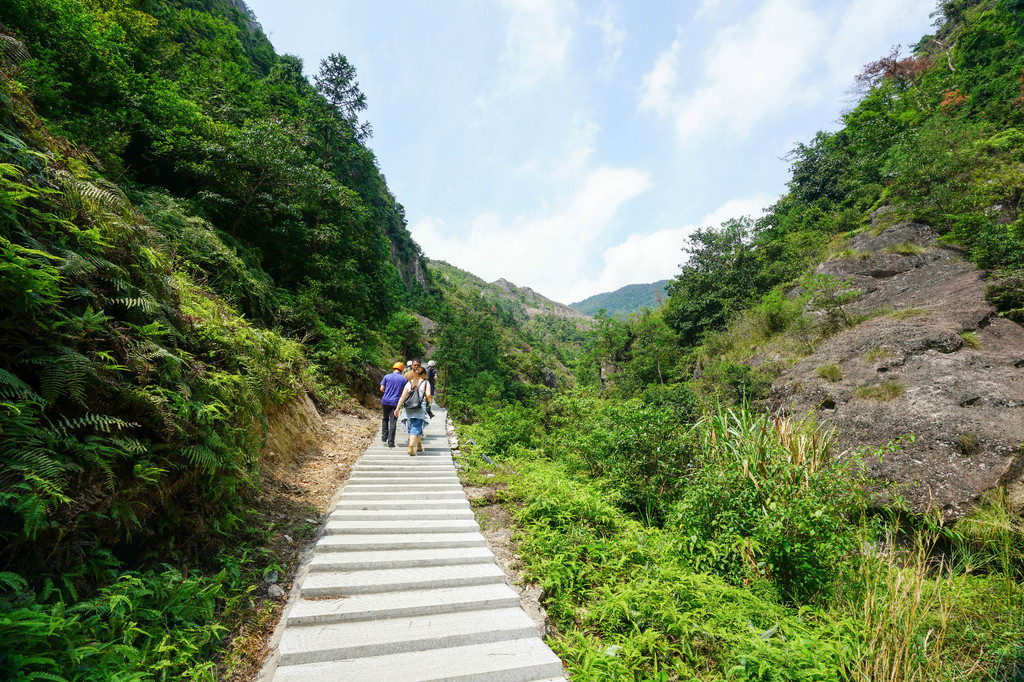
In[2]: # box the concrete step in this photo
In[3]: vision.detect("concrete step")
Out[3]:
[285,583,522,626]
[272,637,564,682]
[308,546,494,573]
[328,508,475,521]
[300,563,507,597]
[342,483,463,492]
[354,461,452,469]
[334,498,470,511]
[324,518,479,535]
[348,470,459,480]
[316,532,488,552]
[336,491,466,502]
[279,607,538,664]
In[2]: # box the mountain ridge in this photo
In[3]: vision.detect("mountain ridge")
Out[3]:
[570,280,669,316]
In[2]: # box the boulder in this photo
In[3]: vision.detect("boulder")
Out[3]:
[769,223,1024,519]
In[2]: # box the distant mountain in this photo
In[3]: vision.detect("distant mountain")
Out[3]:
[429,261,591,322]
[570,280,669,317]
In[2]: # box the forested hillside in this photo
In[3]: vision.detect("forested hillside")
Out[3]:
[570,279,669,317]
[0,0,446,677]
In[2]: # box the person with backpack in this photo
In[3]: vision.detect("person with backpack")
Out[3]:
[425,360,438,402]
[379,361,407,448]
[394,360,432,455]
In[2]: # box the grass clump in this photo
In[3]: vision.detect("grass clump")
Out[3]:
[889,307,933,319]
[864,346,892,363]
[956,433,981,457]
[816,362,843,382]
[882,242,929,256]
[959,330,982,349]
[855,380,905,401]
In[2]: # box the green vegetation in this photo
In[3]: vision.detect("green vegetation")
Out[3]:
[458,405,1024,680]
[816,362,843,382]
[960,330,983,348]
[445,5,1024,679]
[2,0,1023,679]
[854,379,906,401]
[0,0,435,676]
[864,346,892,362]
[570,280,670,317]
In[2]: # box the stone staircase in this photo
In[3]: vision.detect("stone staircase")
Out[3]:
[259,406,566,682]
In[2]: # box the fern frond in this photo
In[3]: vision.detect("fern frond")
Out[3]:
[181,444,220,474]
[0,368,40,402]
[57,250,98,281]
[49,413,136,437]
[0,34,31,65]
[112,297,159,314]
[0,571,27,592]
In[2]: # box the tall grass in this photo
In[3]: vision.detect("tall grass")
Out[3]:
[836,534,957,682]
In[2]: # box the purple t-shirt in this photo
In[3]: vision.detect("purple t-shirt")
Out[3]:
[380,371,407,406]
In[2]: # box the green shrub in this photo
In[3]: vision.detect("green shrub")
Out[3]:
[672,409,863,602]
[985,270,1024,323]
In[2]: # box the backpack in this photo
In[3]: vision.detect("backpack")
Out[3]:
[426,367,436,382]
[404,382,424,409]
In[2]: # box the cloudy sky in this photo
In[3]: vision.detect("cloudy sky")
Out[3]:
[243,0,938,305]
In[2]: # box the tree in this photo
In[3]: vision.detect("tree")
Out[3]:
[663,218,760,345]
[313,53,371,146]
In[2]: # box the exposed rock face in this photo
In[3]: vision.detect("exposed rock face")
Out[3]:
[769,222,1024,519]
[490,278,591,321]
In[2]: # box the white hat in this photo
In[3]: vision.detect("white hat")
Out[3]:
[428,360,435,367]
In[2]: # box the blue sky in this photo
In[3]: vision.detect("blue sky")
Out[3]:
[243,0,938,305]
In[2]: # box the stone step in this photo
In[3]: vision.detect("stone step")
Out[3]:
[308,546,494,573]
[334,498,470,511]
[315,532,488,552]
[285,583,521,626]
[324,518,480,535]
[279,607,538,664]
[272,637,564,682]
[300,563,507,597]
[328,508,475,521]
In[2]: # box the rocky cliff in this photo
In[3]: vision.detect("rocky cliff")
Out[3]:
[769,221,1024,519]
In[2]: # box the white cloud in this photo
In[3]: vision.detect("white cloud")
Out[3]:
[410,166,651,303]
[638,34,682,116]
[588,1,625,77]
[576,192,775,300]
[640,0,829,143]
[498,0,574,91]
[551,116,600,180]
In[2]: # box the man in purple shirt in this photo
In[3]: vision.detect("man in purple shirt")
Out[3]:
[379,362,408,448]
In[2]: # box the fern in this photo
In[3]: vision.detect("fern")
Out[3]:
[0,34,31,65]
[0,367,40,402]
[181,444,220,474]
[36,346,90,404]
[49,413,135,436]
[0,570,27,592]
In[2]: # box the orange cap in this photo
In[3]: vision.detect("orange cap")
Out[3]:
[392,362,404,370]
